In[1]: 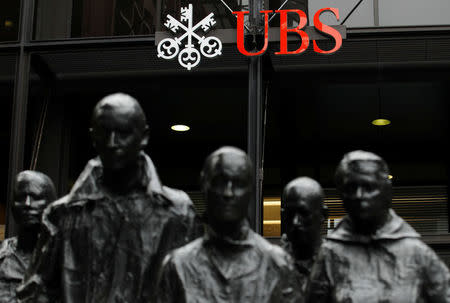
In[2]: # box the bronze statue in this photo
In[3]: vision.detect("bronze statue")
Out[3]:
[17,93,201,303]
[307,150,450,303]
[281,177,327,294]
[156,147,302,303]
[0,171,56,303]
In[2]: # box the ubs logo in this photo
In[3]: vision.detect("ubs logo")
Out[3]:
[157,5,343,70]
[157,4,222,70]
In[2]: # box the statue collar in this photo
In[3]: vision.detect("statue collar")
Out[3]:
[67,152,164,202]
[204,220,254,248]
[327,209,420,244]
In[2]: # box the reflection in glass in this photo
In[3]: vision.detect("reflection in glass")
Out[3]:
[0,1,20,42]
[34,0,248,40]
[263,71,449,240]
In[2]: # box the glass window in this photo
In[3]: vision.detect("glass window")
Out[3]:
[269,0,308,27]
[269,0,450,29]
[34,0,247,40]
[262,68,449,263]
[379,0,450,27]
[26,48,247,217]
[308,0,374,28]
[0,54,15,240]
[0,1,20,42]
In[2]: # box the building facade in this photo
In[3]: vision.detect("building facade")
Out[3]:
[1,0,449,263]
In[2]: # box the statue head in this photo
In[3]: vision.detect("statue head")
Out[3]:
[90,93,149,172]
[335,150,392,234]
[13,170,56,229]
[282,177,327,253]
[200,147,253,230]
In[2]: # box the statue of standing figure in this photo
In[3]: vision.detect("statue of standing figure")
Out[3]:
[156,147,302,303]
[0,171,56,303]
[17,93,201,303]
[307,150,450,303]
[281,177,327,295]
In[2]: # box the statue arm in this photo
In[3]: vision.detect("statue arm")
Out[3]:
[422,244,450,303]
[17,209,62,303]
[305,247,332,303]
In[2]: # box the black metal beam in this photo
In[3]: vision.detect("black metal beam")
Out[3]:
[247,55,263,234]
[6,0,35,237]
[246,0,264,234]
[0,43,20,51]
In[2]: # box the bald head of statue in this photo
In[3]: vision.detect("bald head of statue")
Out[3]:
[90,93,149,172]
[201,147,253,231]
[282,177,327,257]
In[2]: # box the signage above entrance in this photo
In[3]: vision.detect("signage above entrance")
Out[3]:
[234,8,343,56]
[156,5,346,70]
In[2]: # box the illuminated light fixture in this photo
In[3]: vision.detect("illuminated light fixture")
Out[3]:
[372,81,391,127]
[388,175,393,180]
[171,124,190,132]
[372,118,391,126]
[4,20,13,28]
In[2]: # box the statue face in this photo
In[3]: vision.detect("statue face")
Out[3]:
[91,107,146,172]
[204,153,251,225]
[341,163,390,234]
[13,176,49,227]
[284,187,323,245]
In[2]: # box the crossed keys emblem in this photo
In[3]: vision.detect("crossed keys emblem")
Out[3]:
[157,4,223,70]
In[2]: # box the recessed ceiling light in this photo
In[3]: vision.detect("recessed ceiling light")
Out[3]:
[388,175,393,180]
[171,124,190,132]
[4,20,13,28]
[372,119,391,126]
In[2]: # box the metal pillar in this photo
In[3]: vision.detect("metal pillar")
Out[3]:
[247,0,264,234]
[6,0,35,237]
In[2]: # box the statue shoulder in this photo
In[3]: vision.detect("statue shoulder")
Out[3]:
[402,238,446,264]
[42,194,71,218]
[41,194,80,236]
[161,186,195,215]
[253,233,293,268]
[164,238,204,267]
[312,238,349,263]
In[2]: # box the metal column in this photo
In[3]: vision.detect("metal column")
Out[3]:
[247,0,264,234]
[6,0,35,237]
